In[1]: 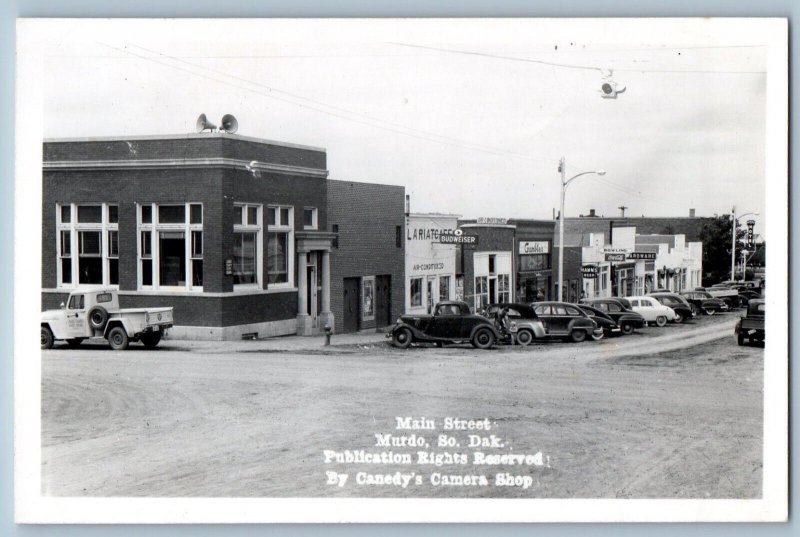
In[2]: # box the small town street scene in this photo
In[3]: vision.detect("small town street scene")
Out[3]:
[22,18,781,514]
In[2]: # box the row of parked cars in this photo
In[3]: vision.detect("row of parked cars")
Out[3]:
[388,286,761,350]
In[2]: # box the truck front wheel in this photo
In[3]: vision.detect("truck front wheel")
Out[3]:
[141,332,162,349]
[41,326,54,350]
[107,326,129,350]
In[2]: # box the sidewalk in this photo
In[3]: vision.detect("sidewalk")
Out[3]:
[160,328,391,354]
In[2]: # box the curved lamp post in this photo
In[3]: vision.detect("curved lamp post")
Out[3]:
[557,157,606,302]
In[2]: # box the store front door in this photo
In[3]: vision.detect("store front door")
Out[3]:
[343,277,360,333]
[306,261,319,330]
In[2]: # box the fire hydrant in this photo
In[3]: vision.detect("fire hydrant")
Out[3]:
[324,324,332,346]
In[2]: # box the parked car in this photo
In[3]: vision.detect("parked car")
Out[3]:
[41,287,173,350]
[737,289,762,305]
[647,292,695,323]
[625,296,677,327]
[387,300,501,349]
[680,290,729,315]
[576,304,621,339]
[529,301,603,343]
[735,299,765,346]
[697,286,740,308]
[579,297,645,335]
[484,303,547,346]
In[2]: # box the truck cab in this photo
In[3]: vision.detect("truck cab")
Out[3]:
[41,287,173,350]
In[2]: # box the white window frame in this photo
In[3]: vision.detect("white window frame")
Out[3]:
[56,203,119,289]
[136,202,203,291]
[409,277,423,308]
[302,206,318,230]
[266,205,294,289]
[233,203,263,289]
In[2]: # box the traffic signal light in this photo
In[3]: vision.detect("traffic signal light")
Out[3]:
[599,70,626,99]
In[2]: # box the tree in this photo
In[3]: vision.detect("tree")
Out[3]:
[698,214,745,285]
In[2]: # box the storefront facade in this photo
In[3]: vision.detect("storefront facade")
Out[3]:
[404,213,459,314]
[42,133,403,339]
[458,219,515,313]
[511,219,555,303]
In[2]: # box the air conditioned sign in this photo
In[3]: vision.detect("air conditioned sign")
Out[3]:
[476,217,508,225]
[518,241,549,255]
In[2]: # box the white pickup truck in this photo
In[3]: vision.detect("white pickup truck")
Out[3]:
[41,287,174,350]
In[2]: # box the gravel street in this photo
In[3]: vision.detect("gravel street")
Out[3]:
[41,313,762,498]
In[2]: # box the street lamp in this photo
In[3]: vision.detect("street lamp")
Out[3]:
[557,157,606,302]
[730,208,759,282]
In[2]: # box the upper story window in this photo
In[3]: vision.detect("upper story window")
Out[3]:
[303,207,318,230]
[233,203,262,287]
[137,203,203,291]
[267,205,294,287]
[57,203,119,289]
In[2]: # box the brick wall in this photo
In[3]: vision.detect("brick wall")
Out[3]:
[457,224,515,309]
[327,180,405,333]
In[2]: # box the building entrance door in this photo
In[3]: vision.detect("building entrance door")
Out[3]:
[307,264,318,330]
[343,277,360,333]
[426,276,436,313]
[375,275,391,328]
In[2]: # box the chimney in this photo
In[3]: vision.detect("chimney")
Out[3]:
[588,208,596,217]
[405,194,410,216]
[689,208,696,217]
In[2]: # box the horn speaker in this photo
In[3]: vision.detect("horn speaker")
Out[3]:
[221,114,238,134]
[195,113,217,133]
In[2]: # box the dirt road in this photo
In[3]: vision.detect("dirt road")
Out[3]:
[41,313,762,498]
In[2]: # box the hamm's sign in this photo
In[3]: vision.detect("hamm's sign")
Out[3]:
[518,241,549,255]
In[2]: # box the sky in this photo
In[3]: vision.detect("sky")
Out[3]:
[39,19,768,237]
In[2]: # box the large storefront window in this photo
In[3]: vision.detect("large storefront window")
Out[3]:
[234,204,262,287]
[410,277,423,307]
[439,275,451,302]
[267,206,293,287]
[475,276,489,312]
[497,274,510,302]
[519,254,549,271]
[57,203,118,288]
[138,203,203,290]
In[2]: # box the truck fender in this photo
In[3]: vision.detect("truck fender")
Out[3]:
[103,319,132,338]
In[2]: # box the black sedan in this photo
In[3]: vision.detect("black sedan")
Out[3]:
[647,292,695,323]
[529,301,603,343]
[578,298,646,335]
[577,304,621,339]
[680,290,728,315]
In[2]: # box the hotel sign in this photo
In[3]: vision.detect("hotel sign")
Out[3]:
[518,241,549,255]
[626,252,656,260]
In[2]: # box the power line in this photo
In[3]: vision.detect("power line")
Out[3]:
[390,42,766,75]
[106,42,563,166]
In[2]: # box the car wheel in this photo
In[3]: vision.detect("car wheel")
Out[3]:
[620,323,634,335]
[66,338,84,348]
[570,330,587,343]
[515,329,534,346]
[107,327,129,351]
[392,327,413,349]
[655,316,667,327]
[673,312,685,323]
[88,306,109,330]
[471,328,495,350]
[705,308,716,316]
[141,332,162,349]
[690,304,700,316]
[591,331,604,341]
[41,326,54,350]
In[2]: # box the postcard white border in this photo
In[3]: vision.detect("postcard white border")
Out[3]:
[14,17,788,523]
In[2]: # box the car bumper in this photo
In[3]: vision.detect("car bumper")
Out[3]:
[593,328,605,338]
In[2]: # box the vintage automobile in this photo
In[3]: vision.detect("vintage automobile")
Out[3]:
[576,304,621,339]
[735,299,765,346]
[647,292,695,323]
[529,301,603,343]
[483,303,547,346]
[41,287,174,350]
[388,300,501,349]
[579,297,646,335]
[737,289,762,306]
[680,290,729,315]
[698,285,741,308]
[625,296,677,327]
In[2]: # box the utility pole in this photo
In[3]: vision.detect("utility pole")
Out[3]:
[558,157,566,302]
[730,206,736,282]
[618,205,628,217]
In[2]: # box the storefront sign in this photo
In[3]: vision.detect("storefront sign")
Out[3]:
[605,253,626,262]
[438,232,478,245]
[518,241,549,255]
[225,258,233,275]
[411,262,445,272]
[746,220,755,248]
[476,217,508,225]
[602,246,631,254]
[581,265,599,278]
[626,252,656,260]
[407,227,457,241]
